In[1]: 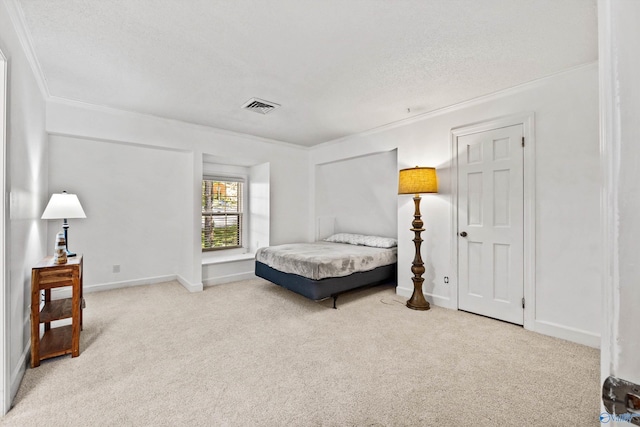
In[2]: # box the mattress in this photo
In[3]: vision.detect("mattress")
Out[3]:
[255,241,397,280]
[255,260,396,302]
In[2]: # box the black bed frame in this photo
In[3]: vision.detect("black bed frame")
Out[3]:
[255,261,397,308]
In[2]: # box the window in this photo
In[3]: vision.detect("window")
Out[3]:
[202,179,243,251]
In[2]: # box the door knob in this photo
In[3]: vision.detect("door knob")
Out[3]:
[459,231,468,237]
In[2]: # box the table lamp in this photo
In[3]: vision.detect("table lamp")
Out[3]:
[41,191,86,257]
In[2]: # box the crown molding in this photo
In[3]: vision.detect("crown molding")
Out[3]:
[3,0,50,98]
[47,96,309,151]
[313,61,598,150]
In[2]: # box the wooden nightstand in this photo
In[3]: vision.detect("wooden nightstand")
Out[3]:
[30,255,83,368]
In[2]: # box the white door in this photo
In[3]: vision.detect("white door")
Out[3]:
[457,124,524,325]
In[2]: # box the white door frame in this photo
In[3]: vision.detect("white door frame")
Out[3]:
[0,48,8,414]
[598,0,640,415]
[450,112,536,330]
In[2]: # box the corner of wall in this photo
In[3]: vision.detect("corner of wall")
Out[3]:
[177,275,203,293]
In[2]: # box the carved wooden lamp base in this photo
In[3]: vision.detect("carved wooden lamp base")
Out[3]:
[406,279,430,310]
[405,194,431,311]
[407,299,430,311]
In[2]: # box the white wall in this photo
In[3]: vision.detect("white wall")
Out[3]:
[310,63,601,347]
[609,0,640,384]
[202,258,254,287]
[249,162,270,253]
[45,98,309,292]
[315,150,397,239]
[599,0,640,391]
[47,135,191,290]
[0,2,48,410]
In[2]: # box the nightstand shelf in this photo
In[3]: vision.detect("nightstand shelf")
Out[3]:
[39,298,73,323]
[30,255,83,368]
[39,325,73,360]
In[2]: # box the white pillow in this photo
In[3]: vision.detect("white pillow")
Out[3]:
[324,233,397,248]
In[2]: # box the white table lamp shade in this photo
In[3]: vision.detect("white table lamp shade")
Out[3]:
[41,193,87,219]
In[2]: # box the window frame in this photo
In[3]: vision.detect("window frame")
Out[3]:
[201,176,246,252]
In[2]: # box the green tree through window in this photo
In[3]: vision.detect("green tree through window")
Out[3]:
[202,179,242,250]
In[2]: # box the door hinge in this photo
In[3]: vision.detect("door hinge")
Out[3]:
[522,297,525,309]
[602,376,640,425]
[521,137,525,147]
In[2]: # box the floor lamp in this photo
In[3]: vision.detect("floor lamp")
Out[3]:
[398,166,438,310]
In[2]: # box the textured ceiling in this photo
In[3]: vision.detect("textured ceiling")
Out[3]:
[17,0,597,146]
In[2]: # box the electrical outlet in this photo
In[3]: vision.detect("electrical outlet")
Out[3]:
[444,276,449,284]
[112,265,120,273]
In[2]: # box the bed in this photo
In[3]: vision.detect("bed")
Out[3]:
[255,233,397,308]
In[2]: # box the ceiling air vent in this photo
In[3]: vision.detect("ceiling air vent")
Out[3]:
[241,98,280,115]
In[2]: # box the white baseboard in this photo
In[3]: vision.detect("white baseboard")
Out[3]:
[10,342,30,403]
[533,319,600,348]
[51,274,201,298]
[395,286,454,309]
[176,275,203,293]
[203,271,255,287]
[394,287,600,348]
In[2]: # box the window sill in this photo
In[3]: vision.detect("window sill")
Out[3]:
[202,252,255,266]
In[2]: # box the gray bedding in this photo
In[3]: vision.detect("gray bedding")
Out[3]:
[255,241,397,280]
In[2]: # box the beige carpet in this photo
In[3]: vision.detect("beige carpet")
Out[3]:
[3,279,600,426]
